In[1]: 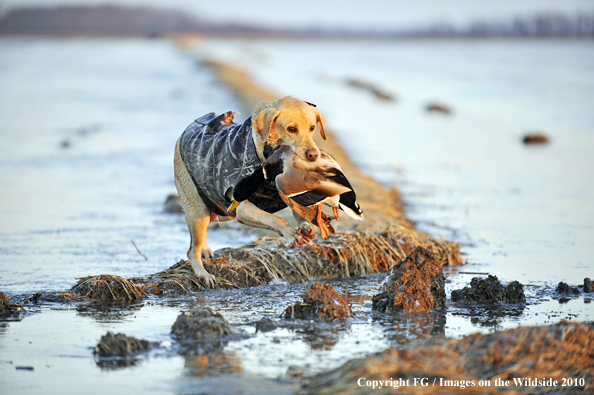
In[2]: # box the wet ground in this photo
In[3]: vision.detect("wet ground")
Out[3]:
[1,37,593,394]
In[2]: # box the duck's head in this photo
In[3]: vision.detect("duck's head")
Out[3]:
[252,97,326,163]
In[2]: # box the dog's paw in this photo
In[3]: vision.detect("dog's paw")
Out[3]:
[200,247,214,259]
[297,223,316,241]
[290,230,314,246]
[189,259,217,288]
[197,272,217,288]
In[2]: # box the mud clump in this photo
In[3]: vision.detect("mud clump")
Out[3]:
[556,281,580,295]
[71,275,147,300]
[94,332,151,357]
[0,292,25,316]
[345,77,396,102]
[301,321,594,394]
[255,318,279,332]
[171,307,232,342]
[523,133,550,144]
[584,278,593,293]
[372,247,445,314]
[284,283,353,320]
[163,193,183,213]
[426,103,452,114]
[451,275,526,304]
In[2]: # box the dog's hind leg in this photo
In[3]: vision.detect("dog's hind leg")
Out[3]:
[236,200,312,246]
[174,138,216,287]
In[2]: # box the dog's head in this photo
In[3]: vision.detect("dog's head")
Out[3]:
[252,96,326,162]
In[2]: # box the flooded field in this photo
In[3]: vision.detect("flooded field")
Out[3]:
[1,37,593,394]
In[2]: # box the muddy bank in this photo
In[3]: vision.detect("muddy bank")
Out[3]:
[94,332,151,357]
[301,320,594,394]
[0,292,24,316]
[284,283,353,320]
[451,275,526,305]
[171,307,233,343]
[372,246,445,314]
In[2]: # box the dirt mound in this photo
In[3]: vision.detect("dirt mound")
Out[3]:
[255,318,279,332]
[584,278,593,293]
[556,281,580,295]
[163,193,183,213]
[426,103,453,114]
[301,321,594,394]
[345,77,396,101]
[171,307,233,342]
[372,247,445,314]
[71,275,147,300]
[94,332,151,357]
[284,283,353,320]
[0,292,25,316]
[523,133,550,144]
[451,275,526,304]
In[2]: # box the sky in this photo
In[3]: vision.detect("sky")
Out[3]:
[0,0,593,30]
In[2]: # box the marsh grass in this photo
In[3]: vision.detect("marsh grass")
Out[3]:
[131,224,463,295]
[72,274,147,300]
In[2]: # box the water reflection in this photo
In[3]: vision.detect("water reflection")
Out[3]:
[184,352,244,376]
[376,311,447,347]
[450,304,525,328]
[95,354,147,370]
[298,324,342,351]
[76,300,144,322]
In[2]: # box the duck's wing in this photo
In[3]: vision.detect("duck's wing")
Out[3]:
[277,184,336,238]
[276,182,317,223]
[316,161,364,221]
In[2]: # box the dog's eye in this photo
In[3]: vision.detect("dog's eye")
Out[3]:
[287,126,297,133]
[309,125,316,132]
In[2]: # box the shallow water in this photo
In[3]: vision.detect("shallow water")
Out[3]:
[1,37,593,395]
[0,37,255,293]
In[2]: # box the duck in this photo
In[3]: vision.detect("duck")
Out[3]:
[228,145,363,239]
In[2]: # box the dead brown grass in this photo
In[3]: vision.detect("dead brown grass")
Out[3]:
[71,275,147,300]
[0,292,25,315]
[285,283,353,320]
[372,246,445,314]
[302,321,594,394]
[128,224,463,295]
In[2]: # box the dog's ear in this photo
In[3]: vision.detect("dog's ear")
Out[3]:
[314,108,327,140]
[252,107,281,142]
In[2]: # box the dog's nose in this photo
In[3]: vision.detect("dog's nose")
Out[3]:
[305,149,319,162]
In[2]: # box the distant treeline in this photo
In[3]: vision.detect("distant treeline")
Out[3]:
[0,6,274,37]
[412,13,594,37]
[0,5,593,38]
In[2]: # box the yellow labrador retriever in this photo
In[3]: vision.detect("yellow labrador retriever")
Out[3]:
[174,97,326,287]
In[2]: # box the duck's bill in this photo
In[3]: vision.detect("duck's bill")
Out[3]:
[228,199,240,213]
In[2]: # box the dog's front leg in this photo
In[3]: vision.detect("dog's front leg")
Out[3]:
[236,201,311,246]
